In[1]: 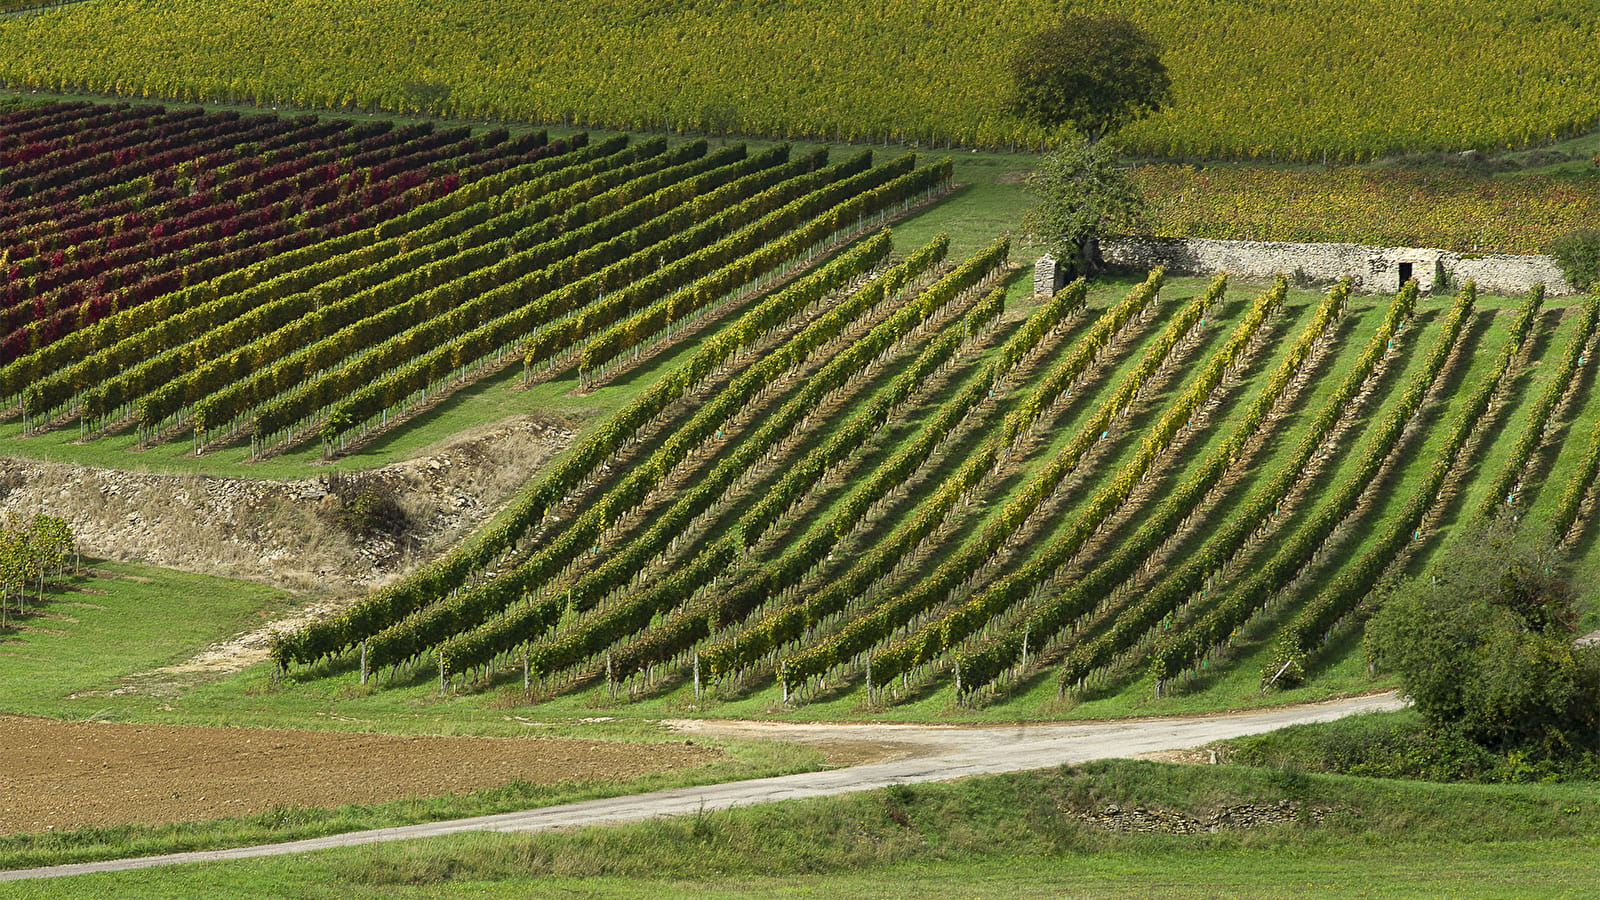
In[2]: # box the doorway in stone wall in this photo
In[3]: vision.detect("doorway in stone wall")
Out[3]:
[1398,261,1414,287]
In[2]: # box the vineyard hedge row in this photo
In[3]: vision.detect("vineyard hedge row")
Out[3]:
[1136,167,1600,255]
[0,0,1595,161]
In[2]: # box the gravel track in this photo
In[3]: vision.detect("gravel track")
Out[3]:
[0,691,1404,882]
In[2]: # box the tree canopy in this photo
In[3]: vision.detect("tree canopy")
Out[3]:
[1006,14,1171,143]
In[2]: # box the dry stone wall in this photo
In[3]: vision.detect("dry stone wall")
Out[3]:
[1034,237,1574,296]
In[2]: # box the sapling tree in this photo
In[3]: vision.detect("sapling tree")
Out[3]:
[0,514,76,622]
[1021,136,1147,278]
[0,524,26,623]
[28,514,72,598]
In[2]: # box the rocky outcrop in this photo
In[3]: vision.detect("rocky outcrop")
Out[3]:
[0,415,574,597]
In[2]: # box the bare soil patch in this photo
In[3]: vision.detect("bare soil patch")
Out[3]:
[0,415,578,683]
[0,715,720,834]
[803,740,919,768]
[0,414,575,600]
[1134,748,1217,765]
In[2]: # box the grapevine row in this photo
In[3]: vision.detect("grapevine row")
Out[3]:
[702,266,1160,679]
[1265,289,1550,681]
[177,140,794,443]
[271,230,912,668]
[974,279,1361,696]
[1476,295,1600,520]
[872,276,1285,692]
[776,274,1230,693]
[251,152,914,451]
[436,237,999,679]
[0,133,612,409]
[1143,284,1478,685]
[595,288,1007,681]
[361,236,949,672]
[31,136,676,426]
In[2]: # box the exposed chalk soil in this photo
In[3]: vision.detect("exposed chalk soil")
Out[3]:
[0,414,576,679]
[0,415,574,596]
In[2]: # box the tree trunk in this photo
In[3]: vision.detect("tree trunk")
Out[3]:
[1081,230,1107,273]
[1069,234,1105,278]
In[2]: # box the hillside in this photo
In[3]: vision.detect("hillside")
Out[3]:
[0,0,1595,160]
[0,99,1596,719]
[268,252,1600,717]
[2,4,1599,890]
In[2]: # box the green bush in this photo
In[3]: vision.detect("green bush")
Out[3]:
[322,475,409,540]
[1225,710,1600,783]
[1548,229,1600,292]
[1364,519,1600,756]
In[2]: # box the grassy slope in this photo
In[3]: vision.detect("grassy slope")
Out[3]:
[21,284,1567,726]
[0,561,832,870]
[6,278,1591,863]
[0,560,288,713]
[3,160,1587,714]
[12,759,1600,898]
[406,287,1588,721]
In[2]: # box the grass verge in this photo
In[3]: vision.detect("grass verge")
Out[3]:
[11,757,1600,898]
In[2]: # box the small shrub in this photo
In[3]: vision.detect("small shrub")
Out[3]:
[1547,229,1600,292]
[1265,763,1310,800]
[321,474,409,540]
[1225,711,1600,784]
[882,783,916,828]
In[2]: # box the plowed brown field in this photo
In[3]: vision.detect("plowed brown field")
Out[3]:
[0,715,720,834]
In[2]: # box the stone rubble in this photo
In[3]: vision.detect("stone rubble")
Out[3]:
[0,414,575,598]
[1075,799,1347,834]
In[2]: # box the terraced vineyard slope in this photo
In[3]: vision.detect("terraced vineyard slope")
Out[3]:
[270,239,1600,710]
[0,102,950,458]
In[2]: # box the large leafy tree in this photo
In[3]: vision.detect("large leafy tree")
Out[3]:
[1021,135,1146,278]
[1365,520,1600,754]
[1011,14,1169,280]
[1006,14,1171,144]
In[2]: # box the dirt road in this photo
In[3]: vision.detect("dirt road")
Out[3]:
[0,691,1405,882]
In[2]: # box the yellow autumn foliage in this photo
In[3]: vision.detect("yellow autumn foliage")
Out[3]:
[0,0,1593,161]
